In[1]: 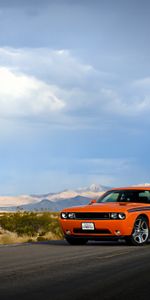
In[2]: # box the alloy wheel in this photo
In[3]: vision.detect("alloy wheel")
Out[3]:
[132,217,149,245]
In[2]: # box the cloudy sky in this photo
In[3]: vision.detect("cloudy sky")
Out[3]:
[0,0,150,195]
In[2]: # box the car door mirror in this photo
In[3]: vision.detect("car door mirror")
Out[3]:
[89,199,97,205]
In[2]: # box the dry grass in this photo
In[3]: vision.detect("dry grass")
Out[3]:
[0,231,30,244]
[0,230,62,245]
[0,212,63,244]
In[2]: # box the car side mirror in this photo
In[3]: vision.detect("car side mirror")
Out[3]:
[89,199,97,205]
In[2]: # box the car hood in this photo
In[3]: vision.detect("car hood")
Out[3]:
[62,202,150,213]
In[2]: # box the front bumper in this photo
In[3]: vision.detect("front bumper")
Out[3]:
[60,219,133,238]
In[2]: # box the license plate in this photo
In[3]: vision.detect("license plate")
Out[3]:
[82,222,94,230]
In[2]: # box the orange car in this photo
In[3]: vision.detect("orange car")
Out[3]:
[60,187,150,246]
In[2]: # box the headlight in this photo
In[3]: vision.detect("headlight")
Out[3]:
[118,213,126,220]
[68,212,76,219]
[110,213,118,219]
[110,212,126,220]
[61,212,76,219]
[61,212,68,219]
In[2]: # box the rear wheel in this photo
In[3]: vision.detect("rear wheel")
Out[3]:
[125,216,149,246]
[65,236,88,245]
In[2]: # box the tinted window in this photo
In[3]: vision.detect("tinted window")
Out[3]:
[97,190,150,203]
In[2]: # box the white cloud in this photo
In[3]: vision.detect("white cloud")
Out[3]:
[133,77,150,89]
[0,67,65,118]
[98,85,150,118]
[0,47,150,127]
[0,47,98,88]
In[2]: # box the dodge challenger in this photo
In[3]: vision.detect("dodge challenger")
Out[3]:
[60,187,150,246]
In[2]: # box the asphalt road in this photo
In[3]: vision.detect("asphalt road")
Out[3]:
[0,240,150,300]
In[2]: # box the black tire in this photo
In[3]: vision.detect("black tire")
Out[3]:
[65,236,88,245]
[125,216,149,246]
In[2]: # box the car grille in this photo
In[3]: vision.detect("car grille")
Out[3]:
[74,212,110,220]
[73,229,111,234]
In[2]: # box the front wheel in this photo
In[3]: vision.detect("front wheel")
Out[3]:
[65,236,88,245]
[125,216,149,246]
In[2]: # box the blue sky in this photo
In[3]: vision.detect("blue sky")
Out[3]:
[0,0,150,195]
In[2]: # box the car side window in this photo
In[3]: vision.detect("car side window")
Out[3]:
[138,191,150,203]
[120,191,136,202]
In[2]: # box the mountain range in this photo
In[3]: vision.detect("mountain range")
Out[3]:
[0,184,109,212]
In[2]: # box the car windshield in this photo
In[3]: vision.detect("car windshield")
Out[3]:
[97,190,150,204]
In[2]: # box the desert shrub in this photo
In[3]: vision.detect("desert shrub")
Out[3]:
[49,218,63,238]
[36,236,48,242]
[27,238,34,243]
[0,212,62,238]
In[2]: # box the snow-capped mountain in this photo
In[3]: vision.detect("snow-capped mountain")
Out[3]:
[0,183,110,211]
[36,184,109,202]
[76,183,110,193]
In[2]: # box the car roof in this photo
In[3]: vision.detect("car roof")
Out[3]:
[110,186,150,191]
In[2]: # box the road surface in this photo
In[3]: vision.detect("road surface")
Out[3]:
[0,240,150,300]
